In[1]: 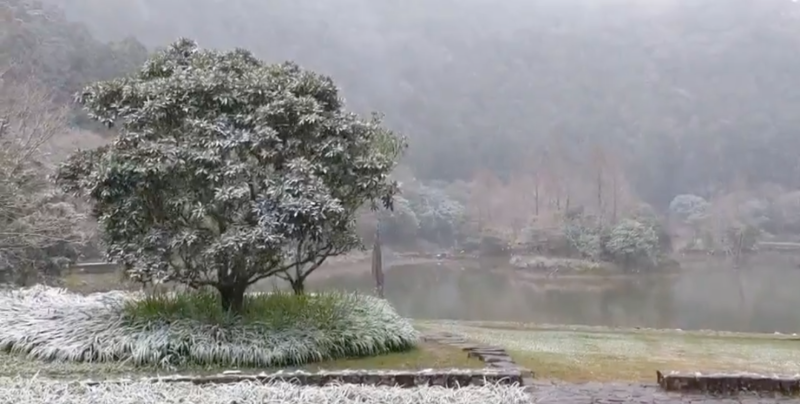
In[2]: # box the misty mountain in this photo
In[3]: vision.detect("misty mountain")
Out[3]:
[27,0,800,206]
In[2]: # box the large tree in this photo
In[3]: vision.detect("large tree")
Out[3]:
[56,39,404,312]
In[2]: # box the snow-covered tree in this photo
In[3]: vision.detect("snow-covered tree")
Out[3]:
[56,39,405,311]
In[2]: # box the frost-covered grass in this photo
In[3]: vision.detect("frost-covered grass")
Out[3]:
[509,255,611,273]
[0,286,419,368]
[419,320,800,382]
[0,341,481,380]
[0,378,531,404]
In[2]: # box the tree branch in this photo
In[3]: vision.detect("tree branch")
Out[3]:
[246,240,333,286]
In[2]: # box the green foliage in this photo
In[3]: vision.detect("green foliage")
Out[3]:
[377,195,420,245]
[0,286,418,367]
[55,39,405,309]
[629,203,672,254]
[563,215,606,260]
[123,289,340,329]
[377,183,465,247]
[546,208,670,270]
[604,219,659,270]
[519,225,572,257]
[408,184,466,246]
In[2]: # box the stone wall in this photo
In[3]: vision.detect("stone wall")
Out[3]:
[77,332,529,389]
[77,330,800,396]
[83,368,523,388]
[657,370,800,395]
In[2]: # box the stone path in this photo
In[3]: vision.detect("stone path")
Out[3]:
[526,380,800,403]
[421,332,531,377]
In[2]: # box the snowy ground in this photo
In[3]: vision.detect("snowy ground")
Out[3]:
[0,378,530,404]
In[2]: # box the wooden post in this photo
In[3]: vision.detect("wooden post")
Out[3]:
[371,223,385,299]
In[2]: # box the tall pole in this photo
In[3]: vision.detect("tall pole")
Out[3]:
[371,222,384,299]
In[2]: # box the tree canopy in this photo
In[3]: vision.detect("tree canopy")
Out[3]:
[57,39,405,312]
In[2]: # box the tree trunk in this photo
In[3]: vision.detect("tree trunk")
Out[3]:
[218,283,247,314]
[290,278,305,295]
[611,174,618,223]
[596,169,603,212]
[372,225,385,299]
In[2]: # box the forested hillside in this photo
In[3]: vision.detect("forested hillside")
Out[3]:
[37,0,800,205]
[3,0,800,277]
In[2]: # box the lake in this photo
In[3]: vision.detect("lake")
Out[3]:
[301,255,800,334]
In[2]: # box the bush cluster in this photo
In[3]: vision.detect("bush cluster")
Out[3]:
[0,286,418,368]
[668,194,710,221]
[604,219,660,268]
[379,184,466,247]
[561,213,666,271]
[669,193,764,253]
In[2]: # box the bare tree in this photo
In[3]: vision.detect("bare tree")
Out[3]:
[590,144,607,215]
[0,71,90,285]
[468,169,499,235]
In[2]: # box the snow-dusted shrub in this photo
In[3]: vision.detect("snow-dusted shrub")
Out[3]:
[562,214,606,260]
[668,194,709,221]
[378,195,420,245]
[738,198,771,230]
[604,219,659,271]
[408,185,466,246]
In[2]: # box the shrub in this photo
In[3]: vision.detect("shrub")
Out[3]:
[519,225,571,256]
[604,219,659,270]
[0,286,418,367]
[408,184,466,246]
[629,203,672,254]
[562,214,607,260]
[377,195,420,245]
[460,234,509,256]
[738,198,771,229]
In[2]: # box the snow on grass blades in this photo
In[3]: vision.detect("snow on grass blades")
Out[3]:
[0,378,532,404]
[0,286,419,367]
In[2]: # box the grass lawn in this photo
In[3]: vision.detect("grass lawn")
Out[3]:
[417,320,800,382]
[0,341,482,380]
[303,341,483,371]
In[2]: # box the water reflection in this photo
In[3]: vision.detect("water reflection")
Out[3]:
[307,260,800,334]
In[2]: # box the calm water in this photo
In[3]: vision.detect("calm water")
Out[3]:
[305,256,800,334]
